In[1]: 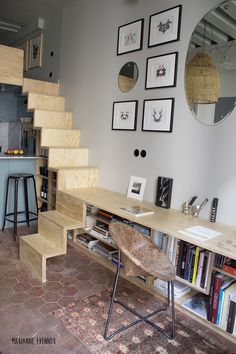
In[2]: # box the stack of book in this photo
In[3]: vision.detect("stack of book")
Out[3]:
[153,231,178,266]
[93,241,118,260]
[208,271,236,334]
[214,254,236,276]
[176,241,212,290]
[154,279,191,299]
[76,233,99,248]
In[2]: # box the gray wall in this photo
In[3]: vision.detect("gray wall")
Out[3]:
[59,0,236,226]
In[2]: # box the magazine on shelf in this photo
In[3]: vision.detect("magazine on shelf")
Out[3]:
[182,292,209,319]
[119,205,154,217]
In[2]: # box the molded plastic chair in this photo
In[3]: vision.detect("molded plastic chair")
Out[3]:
[104,222,176,340]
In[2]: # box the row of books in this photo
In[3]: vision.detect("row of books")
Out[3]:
[76,233,118,260]
[154,279,191,299]
[208,271,236,334]
[176,241,212,290]
[214,254,236,276]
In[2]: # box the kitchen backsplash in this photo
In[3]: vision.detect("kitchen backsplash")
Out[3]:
[0,121,21,152]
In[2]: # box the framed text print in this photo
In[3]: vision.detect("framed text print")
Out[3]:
[148,5,182,47]
[117,19,144,55]
[145,52,178,89]
[142,98,175,132]
[112,100,138,131]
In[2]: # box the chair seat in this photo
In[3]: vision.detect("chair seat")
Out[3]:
[9,173,34,179]
[109,222,175,281]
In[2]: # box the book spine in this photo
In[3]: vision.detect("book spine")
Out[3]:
[226,300,236,333]
[200,251,209,288]
[216,287,224,326]
[180,243,188,278]
[176,241,185,276]
[192,246,199,285]
[189,249,196,283]
[183,245,192,280]
[211,275,222,324]
[208,271,216,321]
[222,264,236,276]
[195,251,205,288]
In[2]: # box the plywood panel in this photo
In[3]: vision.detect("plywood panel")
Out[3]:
[27,92,65,112]
[34,110,72,129]
[20,236,45,282]
[48,147,88,168]
[22,78,60,96]
[57,167,98,190]
[41,128,80,147]
[56,190,86,223]
[38,213,66,252]
[0,45,23,86]
[42,210,84,229]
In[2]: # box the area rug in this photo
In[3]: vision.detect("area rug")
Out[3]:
[53,282,235,354]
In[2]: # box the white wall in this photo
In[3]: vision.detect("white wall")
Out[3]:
[59,0,236,226]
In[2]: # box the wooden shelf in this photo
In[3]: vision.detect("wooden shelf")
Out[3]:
[213,267,236,280]
[37,174,49,180]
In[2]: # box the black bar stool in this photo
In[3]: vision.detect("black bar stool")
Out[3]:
[2,173,38,241]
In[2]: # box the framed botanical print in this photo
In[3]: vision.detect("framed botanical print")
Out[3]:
[145,52,178,89]
[29,33,43,69]
[117,19,144,55]
[156,176,173,209]
[112,100,138,131]
[148,5,182,47]
[142,98,175,132]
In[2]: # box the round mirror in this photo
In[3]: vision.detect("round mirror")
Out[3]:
[118,61,139,93]
[185,0,236,125]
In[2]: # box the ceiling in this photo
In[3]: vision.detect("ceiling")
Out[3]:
[0,0,75,44]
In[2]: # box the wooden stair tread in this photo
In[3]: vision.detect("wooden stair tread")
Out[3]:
[48,166,97,172]
[41,210,84,229]
[22,78,60,96]
[21,234,65,257]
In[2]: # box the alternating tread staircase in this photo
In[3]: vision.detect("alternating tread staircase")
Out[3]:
[20,78,98,282]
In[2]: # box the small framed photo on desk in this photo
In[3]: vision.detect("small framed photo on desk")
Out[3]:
[127,176,146,201]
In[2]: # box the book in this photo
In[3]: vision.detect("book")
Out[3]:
[226,294,236,333]
[216,276,235,326]
[220,282,236,330]
[195,250,205,287]
[211,273,225,324]
[182,292,209,320]
[223,259,236,276]
[154,279,191,299]
[119,205,154,217]
[208,271,216,321]
[192,246,200,285]
[76,233,99,248]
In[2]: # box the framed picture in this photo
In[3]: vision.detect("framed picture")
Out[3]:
[18,41,29,71]
[127,176,147,201]
[156,176,173,209]
[148,5,182,47]
[117,19,144,55]
[145,52,178,89]
[112,100,138,131]
[28,33,43,69]
[142,98,175,132]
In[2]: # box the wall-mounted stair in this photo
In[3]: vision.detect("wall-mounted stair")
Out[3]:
[20,78,98,282]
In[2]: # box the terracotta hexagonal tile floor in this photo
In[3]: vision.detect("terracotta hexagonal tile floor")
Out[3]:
[0,225,235,354]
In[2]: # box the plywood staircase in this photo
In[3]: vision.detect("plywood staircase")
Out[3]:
[20,78,98,282]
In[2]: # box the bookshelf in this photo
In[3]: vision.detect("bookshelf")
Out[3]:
[64,187,236,343]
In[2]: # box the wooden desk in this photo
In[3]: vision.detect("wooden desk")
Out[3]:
[62,187,236,260]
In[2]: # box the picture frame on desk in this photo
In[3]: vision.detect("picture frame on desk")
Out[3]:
[127,176,146,201]
[156,176,173,209]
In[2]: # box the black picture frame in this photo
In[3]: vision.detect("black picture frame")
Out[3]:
[148,5,182,48]
[112,100,138,131]
[117,19,144,55]
[142,98,175,132]
[145,52,178,89]
[155,176,173,209]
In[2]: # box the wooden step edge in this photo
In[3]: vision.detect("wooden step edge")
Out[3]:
[27,91,65,100]
[48,146,87,150]
[41,128,80,132]
[40,210,84,230]
[22,78,60,96]
[21,233,65,257]
[48,166,97,172]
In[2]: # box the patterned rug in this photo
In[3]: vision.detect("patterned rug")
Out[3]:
[53,282,236,354]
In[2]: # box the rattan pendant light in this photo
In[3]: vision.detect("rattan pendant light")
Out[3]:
[185,52,220,104]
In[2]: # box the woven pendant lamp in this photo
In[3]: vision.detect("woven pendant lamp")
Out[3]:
[185,52,220,104]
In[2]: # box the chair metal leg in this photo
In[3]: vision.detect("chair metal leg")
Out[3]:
[2,177,10,232]
[104,252,176,340]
